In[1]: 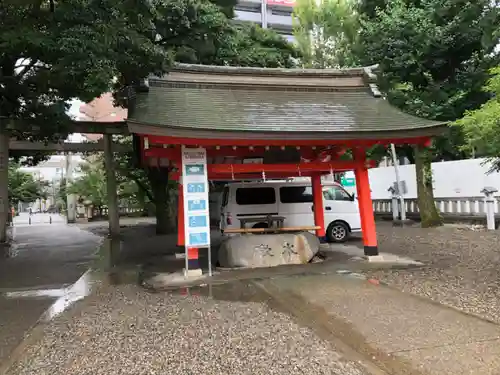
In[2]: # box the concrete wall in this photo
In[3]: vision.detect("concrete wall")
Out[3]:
[354,158,500,200]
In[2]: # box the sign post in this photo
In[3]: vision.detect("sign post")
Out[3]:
[181,146,212,277]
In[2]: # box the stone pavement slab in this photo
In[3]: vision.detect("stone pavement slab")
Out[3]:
[264,274,500,375]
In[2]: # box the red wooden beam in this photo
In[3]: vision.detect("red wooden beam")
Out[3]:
[170,160,376,180]
[170,171,331,181]
[144,145,349,161]
[139,134,433,148]
[208,161,372,174]
[144,146,266,159]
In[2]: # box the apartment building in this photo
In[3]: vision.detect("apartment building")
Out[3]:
[235,0,295,42]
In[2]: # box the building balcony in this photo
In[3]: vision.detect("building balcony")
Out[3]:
[236,0,262,8]
[235,9,263,23]
[267,13,293,29]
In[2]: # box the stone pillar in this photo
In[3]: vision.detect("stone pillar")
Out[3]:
[481,187,498,230]
[311,173,326,237]
[65,153,76,223]
[103,134,119,237]
[0,130,9,244]
[353,148,378,256]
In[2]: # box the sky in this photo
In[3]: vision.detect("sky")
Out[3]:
[68,99,83,120]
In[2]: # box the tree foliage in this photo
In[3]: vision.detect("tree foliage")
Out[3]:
[108,4,300,232]
[67,159,108,208]
[455,66,500,171]
[292,0,358,68]
[8,163,47,204]
[356,0,500,226]
[1,0,169,166]
[358,0,500,122]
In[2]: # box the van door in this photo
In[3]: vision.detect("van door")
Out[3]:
[219,186,230,231]
[278,185,315,227]
[323,185,361,231]
[232,186,278,229]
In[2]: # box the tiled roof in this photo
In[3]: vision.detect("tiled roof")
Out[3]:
[127,64,446,140]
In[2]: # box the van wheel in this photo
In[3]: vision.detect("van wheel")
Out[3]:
[327,222,350,243]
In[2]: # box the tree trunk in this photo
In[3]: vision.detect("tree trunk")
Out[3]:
[414,145,443,228]
[147,167,174,234]
[0,130,8,244]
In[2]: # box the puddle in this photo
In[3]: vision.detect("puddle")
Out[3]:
[5,289,66,299]
[4,270,95,322]
[40,270,94,321]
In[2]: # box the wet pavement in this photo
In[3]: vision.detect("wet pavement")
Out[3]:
[0,214,101,367]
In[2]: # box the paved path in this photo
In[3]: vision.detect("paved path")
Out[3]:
[0,215,101,366]
[264,274,500,375]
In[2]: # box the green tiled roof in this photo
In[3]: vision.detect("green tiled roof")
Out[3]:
[127,64,446,139]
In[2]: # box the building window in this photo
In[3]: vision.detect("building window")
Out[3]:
[270,8,293,16]
[235,5,261,12]
[236,187,276,205]
[280,186,313,203]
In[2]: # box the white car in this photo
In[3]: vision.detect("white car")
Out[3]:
[219,180,361,242]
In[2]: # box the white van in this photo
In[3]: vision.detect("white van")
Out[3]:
[219,180,361,242]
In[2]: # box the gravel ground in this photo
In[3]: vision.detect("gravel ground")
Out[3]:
[7,282,367,375]
[364,222,500,323]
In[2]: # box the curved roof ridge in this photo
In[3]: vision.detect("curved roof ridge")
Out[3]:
[171,63,371,77]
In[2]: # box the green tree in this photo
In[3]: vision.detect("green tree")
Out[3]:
[2,0,299,235]
[112,8,301,234]
[292,0,359,68]
[455,66,500,171]
[356,0,500,226]
[8,163,47,205]
[68,160,108,209]
[1,0,168,141]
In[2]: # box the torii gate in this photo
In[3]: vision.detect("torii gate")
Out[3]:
[0,120,128,243]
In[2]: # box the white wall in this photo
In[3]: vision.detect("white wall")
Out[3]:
[357,158,500,200]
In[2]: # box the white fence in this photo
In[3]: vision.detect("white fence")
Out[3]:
[372,196,500,218]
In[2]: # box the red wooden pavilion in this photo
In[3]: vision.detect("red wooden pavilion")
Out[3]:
[127,64,446,256]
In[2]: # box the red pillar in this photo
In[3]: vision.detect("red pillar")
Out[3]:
[311,173,326,237]
[177,182,185,247]
[353,148,378,256]
[177,152,185,247]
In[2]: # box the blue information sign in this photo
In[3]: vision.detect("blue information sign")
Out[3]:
[187,199,207,211]
[187,183,206,193]
[188,232,209,246]
[188,215,208,228]
[185,164,205,176]
[182,147,211,250]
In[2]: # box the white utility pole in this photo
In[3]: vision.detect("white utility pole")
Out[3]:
[390,143,406,221]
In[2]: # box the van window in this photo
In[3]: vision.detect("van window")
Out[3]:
[324,186,352,201]
[236,187,276,205]
[280,186,313,203]
[221,187,229,207]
